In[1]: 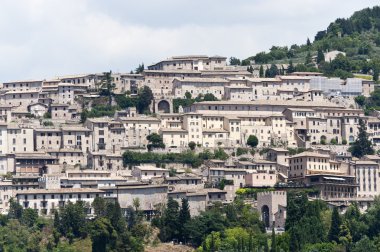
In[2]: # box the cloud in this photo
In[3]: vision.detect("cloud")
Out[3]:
[0,0,376,81]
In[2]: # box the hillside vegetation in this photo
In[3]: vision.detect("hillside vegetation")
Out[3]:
[237,6,380,80]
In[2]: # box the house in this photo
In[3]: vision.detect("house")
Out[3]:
[16,188,103,216]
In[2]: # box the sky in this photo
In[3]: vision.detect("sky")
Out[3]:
[0,0,377,82]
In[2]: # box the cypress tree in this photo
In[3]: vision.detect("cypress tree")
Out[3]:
[287,61,295,74]
[289,228,300,252]
[178,198,191,242]
[349,119,374,158]
[317,48,325,64]
[328,207,342,242]
[270,225,277,252]
[259,65,264,77]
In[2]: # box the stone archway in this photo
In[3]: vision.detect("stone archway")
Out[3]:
[157,100,170,113]
[154,98,173,113]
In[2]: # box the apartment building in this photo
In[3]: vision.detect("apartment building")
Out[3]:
[2,80,43,91]
[173,77,229,99]
[16,188,103,216]
[144,70,201,97]
[7,125,34,153]
[352,160,380,198]
[148,55,227,71]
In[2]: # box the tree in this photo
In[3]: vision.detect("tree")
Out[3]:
[271,225,277,252]
[349,119,374,158]
[339,221,352,249]
[135,63,144,74]
[188,141,196,150]
[159,198,180,242]
[178,198,191,242]
[248,66,254,73]
[90,217,118,252]
[374,67,379,82]
[92,197,107,217]
[305,51,312,65]
[59,201,87,238]
[259,65,264,77]
[8,198,23,220]
[99,71,115,106]
[306,38,311,46]
[229,57,241,66]
[146,133,165,150]
[328,207,342,243]
[214,148,229,160]
[247,135,259,148]
[185,91,192,99]
[351,236,376,252]
[287,61,295,74]
[355,95,366,107]
[203,93,218,101]
[317,48,325,64]
[136,86,153,114]
[266,64,279,78]
[20,208,38,228]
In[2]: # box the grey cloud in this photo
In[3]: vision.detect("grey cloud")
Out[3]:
[0,0,376,81]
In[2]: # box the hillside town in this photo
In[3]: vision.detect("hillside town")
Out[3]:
[0,52,378,236]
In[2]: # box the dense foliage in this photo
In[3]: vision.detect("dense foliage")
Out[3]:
[348,119,374,158]
[234,6,380,80]
[0,198,146,251]
[123,148,228,168]
[152,198,267,251]
[173,93,218,112]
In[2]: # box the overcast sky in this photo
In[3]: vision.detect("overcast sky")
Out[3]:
[0,0,377,82]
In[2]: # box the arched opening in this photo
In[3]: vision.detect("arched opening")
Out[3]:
[157,100,170,113]
[261,205,270,228]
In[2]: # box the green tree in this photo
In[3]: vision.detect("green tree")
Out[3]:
[306,37,311,46]
[20,208,38,228]
[287,61,295,74]
[351,236,376,252]
[92,197,106,217]
[339,221,352,249]
[271,225,277,252]
[229,57,241,65]
[259,65,264,77]
[305,51,312,65]
[178,198,191,242]
[99,71,115,106]
[203,93,218,101]
[90,217,118,252]
[8,198,23,220]
[213,148,229,160]
[159,198,180,242]
[266,64,279,78]
[374,68,379,82]
[105,201,125,233]
[349,119,374,158]
[328,207,342,243]
[317,48,325,64]
[247,135,259,148]
[135,63,144,74]
[59,201,87,238]
[146,133,165,150]
[188,141,196,150]
[355,95,366,107]
[185,91,192,99]
[136,86,153,114]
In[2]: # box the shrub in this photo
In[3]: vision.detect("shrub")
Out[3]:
[236,148,248,156]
